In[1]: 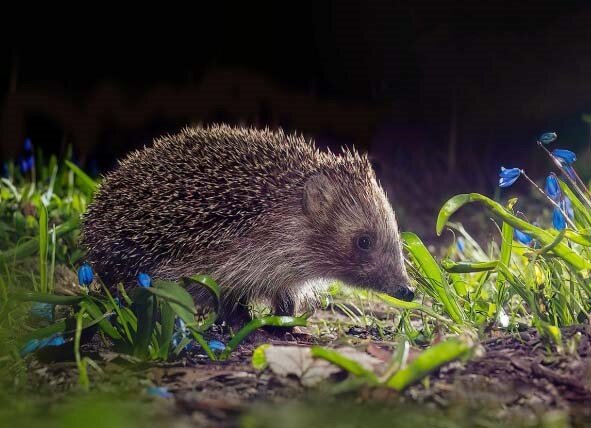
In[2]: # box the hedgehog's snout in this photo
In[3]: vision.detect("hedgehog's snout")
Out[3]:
[393,285,415,302]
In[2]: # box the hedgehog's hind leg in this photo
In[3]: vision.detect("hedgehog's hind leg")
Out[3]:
[220,299,252,333]
[272,293,296,317]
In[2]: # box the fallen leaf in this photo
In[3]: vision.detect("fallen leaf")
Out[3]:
[264,345,385,386]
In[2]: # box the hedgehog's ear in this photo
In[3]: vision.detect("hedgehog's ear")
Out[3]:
[303,174,335,217]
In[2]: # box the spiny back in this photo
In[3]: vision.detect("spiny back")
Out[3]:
[81,125,354,283]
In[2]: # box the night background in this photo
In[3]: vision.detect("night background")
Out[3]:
[3,3,591,425]
[2,1,591,235]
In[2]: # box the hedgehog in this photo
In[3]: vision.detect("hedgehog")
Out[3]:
[81,125,414,322]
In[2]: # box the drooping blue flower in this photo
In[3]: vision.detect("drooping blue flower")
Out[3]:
[456,237,465,253]
[20,339,40,356]
[147,386,173,398]
[514,229,533,245]
[137,273,152,288]
[30,302,54,321]
[552,207,566,230]
[1,162,8,178]
[42,335,66,347]
[20,334,66,356]
[544,174,561,201]
[24,138,33,152]
[499,167,521,188]
[552,149,577,165]
[208,340,226,353]
[538,132,558,145]
[19,155,34,174]
[77,263,94,287]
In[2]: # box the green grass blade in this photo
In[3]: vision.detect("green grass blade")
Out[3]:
[558,179,591,227]
[65,160,98,195]
[16,291,86,305]
[148,280,198,328]
[441,260,498,273]
[376,293,455,325]
[495,208,514,309]
[157,300,175,360]
[311,346,379,382]
[79,300,122,340]
[402,232,464,323]
[132,290,156,359]
[386,337,472,390]
[38,204,48,293]
[219,315,308,360]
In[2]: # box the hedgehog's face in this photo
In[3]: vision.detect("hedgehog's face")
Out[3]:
[302,172,415,301]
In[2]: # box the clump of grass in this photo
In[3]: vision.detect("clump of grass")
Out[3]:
[399,132,590,342]
[0,143,305,389]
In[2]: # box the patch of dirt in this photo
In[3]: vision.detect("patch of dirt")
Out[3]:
[21,322,591,427]
[417,324,591,426]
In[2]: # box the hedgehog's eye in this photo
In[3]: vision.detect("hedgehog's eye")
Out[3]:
[357,234,372,251]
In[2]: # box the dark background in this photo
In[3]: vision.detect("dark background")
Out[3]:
[1,1,590,235]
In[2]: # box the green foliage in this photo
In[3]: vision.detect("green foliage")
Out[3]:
[0,151,306,388]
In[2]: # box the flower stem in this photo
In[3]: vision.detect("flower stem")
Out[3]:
[520,170,576,230]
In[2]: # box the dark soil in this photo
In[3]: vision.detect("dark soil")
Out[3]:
[18,322,591,428]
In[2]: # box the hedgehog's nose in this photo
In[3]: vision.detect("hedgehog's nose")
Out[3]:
[394,286,415,302]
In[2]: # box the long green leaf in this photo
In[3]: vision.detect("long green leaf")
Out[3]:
[65,160,98,195]
[38,203,49,293]
[158,301,175,360]
[16,291,86,305]
[79,299,122,340]
[441,260,498,273]
[148,280,198,328]
[558,179,591,227]
[495,202,514,309]
[311,346,379,382]
[133,290,156,359]
[386,338,471,390]
[219,315,308,360]
[402,232,464,323]
[376,293,454,325]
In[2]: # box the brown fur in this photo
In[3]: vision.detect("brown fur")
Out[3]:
[81,125,413,318]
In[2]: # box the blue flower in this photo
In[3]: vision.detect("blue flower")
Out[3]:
[19,155,34,174]
[552,149,576,165]
[538,132,558,145]
[147,386,173,398]
[77,263,94,287]
[514,229,533,245]
[499,167,521,188]
[456,237,465,253]
[552,207,566,230]
[20,339,40,356]
[544,174,561,201]
[42,335,66,347]
[137,273,152,288]
[30,302,54,321]
[24,138,33,152]
[20,334,66,356]
[2,162,8,178]
[208,340,226,353]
